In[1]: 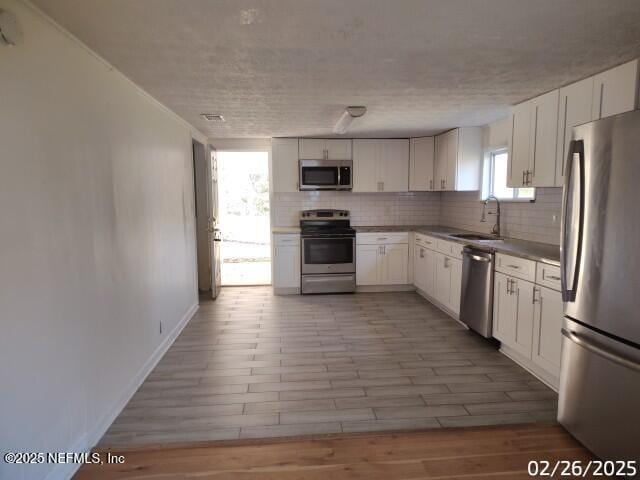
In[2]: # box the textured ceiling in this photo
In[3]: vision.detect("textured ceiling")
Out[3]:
[32,0,640,138]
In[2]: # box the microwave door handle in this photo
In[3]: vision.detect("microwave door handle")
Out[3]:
[560,139,585,302]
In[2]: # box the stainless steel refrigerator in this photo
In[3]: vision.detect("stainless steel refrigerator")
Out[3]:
[558,109,640,463]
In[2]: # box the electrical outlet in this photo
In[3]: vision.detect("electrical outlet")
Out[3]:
[552,214,558,224]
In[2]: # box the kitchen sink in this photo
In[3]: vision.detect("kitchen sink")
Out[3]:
[450,233,502,241]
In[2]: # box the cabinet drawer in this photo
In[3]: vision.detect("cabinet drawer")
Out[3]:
[449,242,464,260]
[414,233,436,249]
[435,238,456,256]
[495,253,536,282]
[536,262,562,291]
[273,234,300,246]
[357,232,408,245]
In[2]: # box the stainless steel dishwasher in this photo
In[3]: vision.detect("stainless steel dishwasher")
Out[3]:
[459,246,494,338]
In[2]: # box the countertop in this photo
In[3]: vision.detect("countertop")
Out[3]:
[272,224,560,265]
[355,225,561,266]
[272,226,301,234]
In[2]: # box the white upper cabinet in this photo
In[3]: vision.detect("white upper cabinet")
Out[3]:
[324,139,352,160]
[271,138,299,192]
[353,139,409,192]
[379,139,410,192]
[433,127,482,191]
[592,59,639,120]
[298,139,352,160]
[530,89,559,187]
[555,77,594,187]
[508,90,559,188]
[434,133,448,191]
[508,102,531,188]
[298,139,325,159]
[509,60,639,189]
[409,137,435,191]
[352,139,378,192]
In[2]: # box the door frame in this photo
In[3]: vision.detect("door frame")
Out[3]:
[207,139,273,286]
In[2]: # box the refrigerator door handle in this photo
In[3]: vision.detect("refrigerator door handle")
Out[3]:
[560,139,585,302]
[562,328,640,373]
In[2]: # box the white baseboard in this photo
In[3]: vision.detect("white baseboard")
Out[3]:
[356,284,415,292]
[46,302,199,480]
[273,287,300,295]
[415,288,465,326]
[499,344,559,392]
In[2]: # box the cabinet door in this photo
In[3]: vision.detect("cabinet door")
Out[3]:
[434,252,451,307]
[423,247,437,297]
[556,78,594,187]
[352,139,379,192]
[409,137,435,191]
[379,139,409,192]
[512,277,535,358]
[356,244,380,285]
[493,272,517,344]
[508,102,531,188]
[444,129,458,191]
[592,60,639,120]
[434,134,448,190]
[298,139,326,159]
[382,243,408,285]
[532,286,563,377]
[272,138,299,192]
[413,245,425,291]
[448,257,462,315]
[325,139,352,160]
[530,89,559,187]
[273,245,300,288]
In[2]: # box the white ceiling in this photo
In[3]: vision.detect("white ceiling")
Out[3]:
[33,0,640,138]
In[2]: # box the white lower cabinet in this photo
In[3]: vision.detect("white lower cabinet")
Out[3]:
[356,238,408,286]
[493,272,517,343]
[356,244,382,286]
[494,255,564,389]
[449,257,462,315]
[272,234,300,292]
[413,236,462,316]
[434,252,451,307]
[383,243,409,285]
[532,285,563,378]
[493,271,534,358]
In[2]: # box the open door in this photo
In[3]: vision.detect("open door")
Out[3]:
[208,147,222,298]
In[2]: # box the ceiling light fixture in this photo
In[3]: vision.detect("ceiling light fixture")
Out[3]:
[201,113,225,122]
[333,106,367,134]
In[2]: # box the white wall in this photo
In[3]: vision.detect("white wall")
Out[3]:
[0,2,205,479]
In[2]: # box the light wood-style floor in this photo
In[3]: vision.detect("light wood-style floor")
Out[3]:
[78,424,596,479]
[99,287,557,446]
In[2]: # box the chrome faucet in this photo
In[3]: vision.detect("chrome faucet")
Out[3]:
[481,195,501,237]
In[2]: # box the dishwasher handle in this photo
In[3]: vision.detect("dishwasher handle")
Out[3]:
[466,253,491,263]
[462,247,493,263]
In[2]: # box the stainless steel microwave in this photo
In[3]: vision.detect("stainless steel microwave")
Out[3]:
[298,159,352,191]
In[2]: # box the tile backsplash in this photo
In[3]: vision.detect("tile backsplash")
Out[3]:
[272,191,441,227]
[439,188,563,245]
[272,188,563,245]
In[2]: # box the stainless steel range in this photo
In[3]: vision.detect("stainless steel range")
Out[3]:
[300,209,356,294]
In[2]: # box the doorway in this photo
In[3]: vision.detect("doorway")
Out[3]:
[217,151,271,285]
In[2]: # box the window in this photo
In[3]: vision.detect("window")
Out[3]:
[481,149,535,201]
